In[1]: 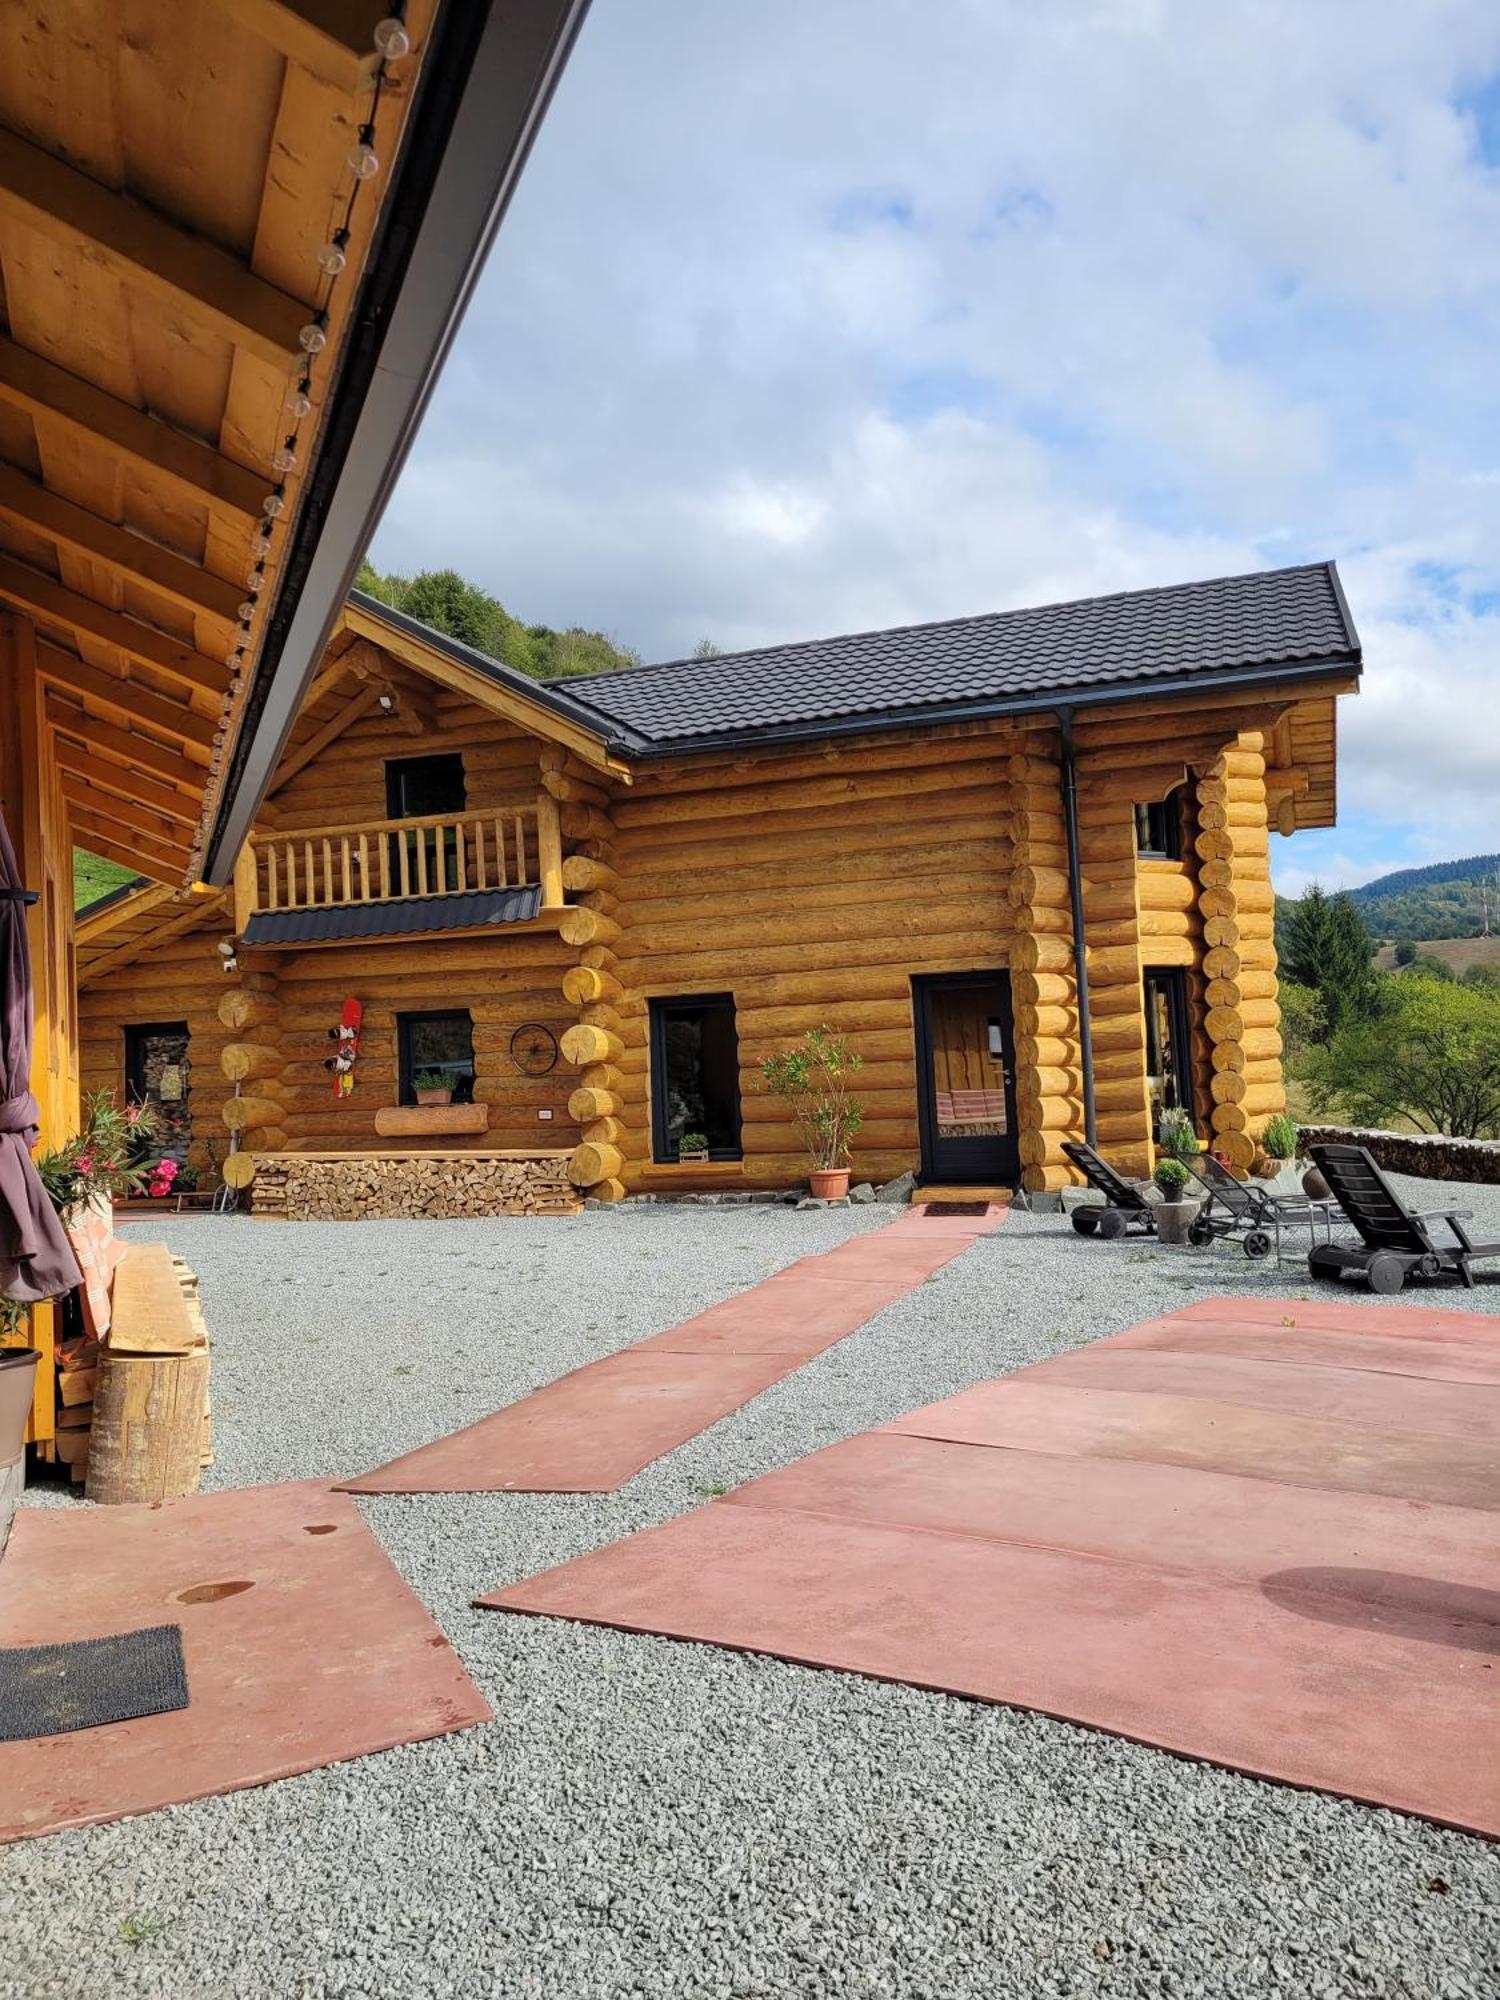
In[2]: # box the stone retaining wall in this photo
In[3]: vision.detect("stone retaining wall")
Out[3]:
[1298,1126,1500,1185]
[249,1151,580,1220]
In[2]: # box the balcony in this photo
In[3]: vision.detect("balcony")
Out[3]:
[233,797,564,948]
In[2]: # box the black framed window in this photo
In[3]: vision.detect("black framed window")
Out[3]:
[385,754,465,819]
[649,995,742,1162]
[397,1009,475,1104]
[1143,969,1196,1134]
[1134,787,1183,860]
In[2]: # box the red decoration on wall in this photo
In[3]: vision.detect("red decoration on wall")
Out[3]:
[324,996,363,1098]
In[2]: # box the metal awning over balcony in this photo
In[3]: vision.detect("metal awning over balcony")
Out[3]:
[242,883,541,947]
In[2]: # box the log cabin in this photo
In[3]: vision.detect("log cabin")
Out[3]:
[76,562,1362,1216]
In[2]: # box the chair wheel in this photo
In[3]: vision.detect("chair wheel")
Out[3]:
[1307,1246,1342,1284]
[1096,1209,1128,1241]
[1188,1218,1214,1248]
[1367,1252,1406,1296]
[1071,1208,1100,1236]
[1243,1230,1273,1260]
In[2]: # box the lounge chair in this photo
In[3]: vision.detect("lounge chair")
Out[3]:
[1306,1142,1500,1294]
[1062,1141,1157,1240]
[1183,1153,1340,1263]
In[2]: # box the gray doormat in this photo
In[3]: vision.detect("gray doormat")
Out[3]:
[0,1624,188,1741]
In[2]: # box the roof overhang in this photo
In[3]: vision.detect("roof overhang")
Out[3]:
[203,0,594,882]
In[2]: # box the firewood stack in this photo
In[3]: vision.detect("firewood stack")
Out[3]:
[248,1150,581,1220]
[60,1247,213,1502]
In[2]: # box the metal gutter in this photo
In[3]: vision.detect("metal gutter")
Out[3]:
[1056,708,1097,1146]
[203,0,593,883]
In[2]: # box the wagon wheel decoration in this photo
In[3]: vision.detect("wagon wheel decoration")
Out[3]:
[509,1023,560,1077]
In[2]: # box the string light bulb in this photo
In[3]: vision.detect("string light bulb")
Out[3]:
[285,378,312,418]
[298,318,328,354]
[271,442,298,474]
[316,232,350,276]
[238,599,258,622]
[249,531,273,559]
[262,489,286,519]
[373,16,410,59]
[348,126,380,179]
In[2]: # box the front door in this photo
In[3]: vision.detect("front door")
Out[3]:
[913,972,1019,1185]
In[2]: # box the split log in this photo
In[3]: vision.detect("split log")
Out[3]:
[561,1024,624,1068]
[220,1042,281,1083]
[558,908,621,949]
[222,1150,259,1189]
[562,965,623,1006]
[568,1140,623,1187]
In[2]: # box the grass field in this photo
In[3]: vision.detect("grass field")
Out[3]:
[1372,935,1500,976]
[73,847,142,913]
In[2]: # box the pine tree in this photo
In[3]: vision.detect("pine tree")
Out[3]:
[1280,884,1379,1038]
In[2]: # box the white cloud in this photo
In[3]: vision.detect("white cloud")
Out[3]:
[374,0,1500,866]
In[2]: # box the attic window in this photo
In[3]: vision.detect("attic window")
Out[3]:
[1134,788,1183,860]
[385,754,465,819]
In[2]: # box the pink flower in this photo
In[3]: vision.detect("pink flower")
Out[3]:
[77,1155,94,1175]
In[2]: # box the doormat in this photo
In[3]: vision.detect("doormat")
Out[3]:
[0,1625,187,1742]
[481,1295,1500,1837]
[922,1201,990,1216]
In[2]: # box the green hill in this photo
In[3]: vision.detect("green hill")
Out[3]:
[1346,852,1500,943]
[74,849,143,913]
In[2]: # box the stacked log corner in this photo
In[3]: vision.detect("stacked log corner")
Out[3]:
[219,971,286,1189]
[1192,732,1285,1170]
[1007,744,1081,1193]
[550,748,634,1204]
[1075,779,1154,1181]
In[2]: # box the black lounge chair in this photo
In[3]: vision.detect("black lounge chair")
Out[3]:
[1062,1141,1157,1240]
[1183,1153,1340,1263]
[1306,1142,1500,1295]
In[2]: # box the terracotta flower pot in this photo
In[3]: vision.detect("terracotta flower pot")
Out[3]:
[415,1088,453,1107]
[808,1168,850,1201]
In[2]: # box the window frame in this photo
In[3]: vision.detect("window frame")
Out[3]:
[396,1007,476,1105]
[1142,967,1197,1132]
[648,993,744,1164]
[1134,788,1183,861]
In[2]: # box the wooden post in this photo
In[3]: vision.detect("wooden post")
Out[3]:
[232,838,257,934]
[536,790,565,909]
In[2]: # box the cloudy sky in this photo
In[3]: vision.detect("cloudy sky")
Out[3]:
[371,0,1500,895]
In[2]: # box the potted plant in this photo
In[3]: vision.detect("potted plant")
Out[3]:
[1151,1156,1200,1245]
[412,1069,454,1108]
[1156,1107,1200,1163]
[677,1130,710,1164]
[760,1026,864,1200]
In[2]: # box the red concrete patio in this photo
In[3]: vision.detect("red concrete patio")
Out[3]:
[483,1293,1500,1837]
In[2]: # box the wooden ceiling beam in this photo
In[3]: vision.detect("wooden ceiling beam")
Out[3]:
[37,645,215,761]
[0,128,308,370]
[77,880,177,946]
[67,795,194,869]
[211,0,385,93]
[66,825,180,889]
[46,691,209,791]
[80,894,226,989]
[0,464,242,625]
[52,738,203,827]
[0,553,230,699]
[0,337,265,524]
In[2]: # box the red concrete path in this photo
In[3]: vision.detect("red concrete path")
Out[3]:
[482,1294,1500,1837]
[0,1481,490,1844]
[343,1205,1008,1494]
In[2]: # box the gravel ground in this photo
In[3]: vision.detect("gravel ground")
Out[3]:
[3,1177,1499,2000]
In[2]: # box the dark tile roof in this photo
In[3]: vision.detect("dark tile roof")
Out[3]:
[555,561,1359,751]
[242,885,540,948]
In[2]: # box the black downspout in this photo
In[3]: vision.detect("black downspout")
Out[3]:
[1057,707,1097,1147]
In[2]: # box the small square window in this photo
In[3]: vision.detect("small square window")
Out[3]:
[1134,788,1183,859]
[649,995,743,1162]
[398,1009,475,1104]
[385,754,465,819]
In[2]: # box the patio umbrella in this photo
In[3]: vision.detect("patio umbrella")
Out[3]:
[0,812,81,1303]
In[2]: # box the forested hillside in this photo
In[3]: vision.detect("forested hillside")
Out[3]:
[355,562,637,680]
[1348,852,1500,942]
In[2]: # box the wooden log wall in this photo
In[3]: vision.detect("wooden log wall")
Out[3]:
[602,723,1021,1190]
[1191,731,1286,1169]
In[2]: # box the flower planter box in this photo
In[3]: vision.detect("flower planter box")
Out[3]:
[373,1103,490,1139]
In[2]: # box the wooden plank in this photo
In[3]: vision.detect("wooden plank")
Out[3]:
[66,785,196,858]
[372,1104,492,1138]
[79,896,225,989]
[108,1243,205,1356]
[67,802,192,878]
[36,643,216,756]
[51,737,202,825]
[211,0,385,93]
[45,692,210,790]
[0,464,241,623]
[0,128,308,369]
[0,553,230,696]
[0,336,265,522]
[76,878,176,944]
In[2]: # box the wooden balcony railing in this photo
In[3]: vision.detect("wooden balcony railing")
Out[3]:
[234,795,564,928]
